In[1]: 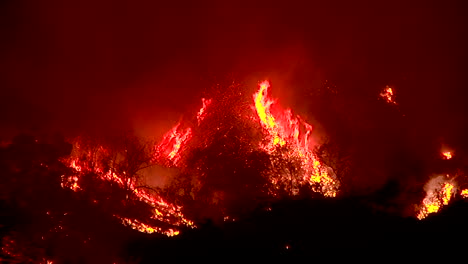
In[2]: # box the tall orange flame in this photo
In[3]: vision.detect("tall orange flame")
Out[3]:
[253,80,339,197]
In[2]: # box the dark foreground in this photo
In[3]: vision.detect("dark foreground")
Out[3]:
[126,198,468,262]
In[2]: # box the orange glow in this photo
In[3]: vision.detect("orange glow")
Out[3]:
[442,151,452,160]
[252,80,339,197]
[380,86,397,104]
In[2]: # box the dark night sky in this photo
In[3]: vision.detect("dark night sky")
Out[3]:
[1,0,467,194]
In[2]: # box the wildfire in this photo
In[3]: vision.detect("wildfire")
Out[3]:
[197,98,212,125]
[56,79,344,237]
[155,123,192,166]
[417,176,456,220]
[461,189,468,198]
[117,217,180,237]
[253,80,282,142]
[155,97,214,166]
[61,142,194,236]
[380,86,396,104]
[60,174,80,192]
[253,80,339,197]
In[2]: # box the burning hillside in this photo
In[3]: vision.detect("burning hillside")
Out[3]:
[2,78,468,262]
[2,0,467,261]
[49,80,468,234]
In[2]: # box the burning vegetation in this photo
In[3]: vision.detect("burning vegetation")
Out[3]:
[1,79,468,262]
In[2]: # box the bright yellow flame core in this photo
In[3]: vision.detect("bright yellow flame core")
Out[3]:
[254,81,278,131]
[253,80,339,197]
[417,181,455,220]
[461,189,468,198]
[442,151,452,160]
[442,183,454,205]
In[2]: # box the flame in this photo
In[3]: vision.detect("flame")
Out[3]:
[380,86,396,104]
[117,217,180,237]
[461,189,468,198]
[156,97,213,165]
[61,174,80,192]
[197,98,212,125]
[62,142,194,236]
[442,151,452,160]
[417,177,456,220]
[254,81,281,136]
[155,123,192,165]
[442,183,454,205]
[58,80,342,236]
[253,80,339,197]
[70,159,82,171]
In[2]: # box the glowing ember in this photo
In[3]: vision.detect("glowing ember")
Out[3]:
[253,80,339,197]
[417,176,456,220]
[380,86,396,104]
[442,151,452,160]
[60,174,80,192]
